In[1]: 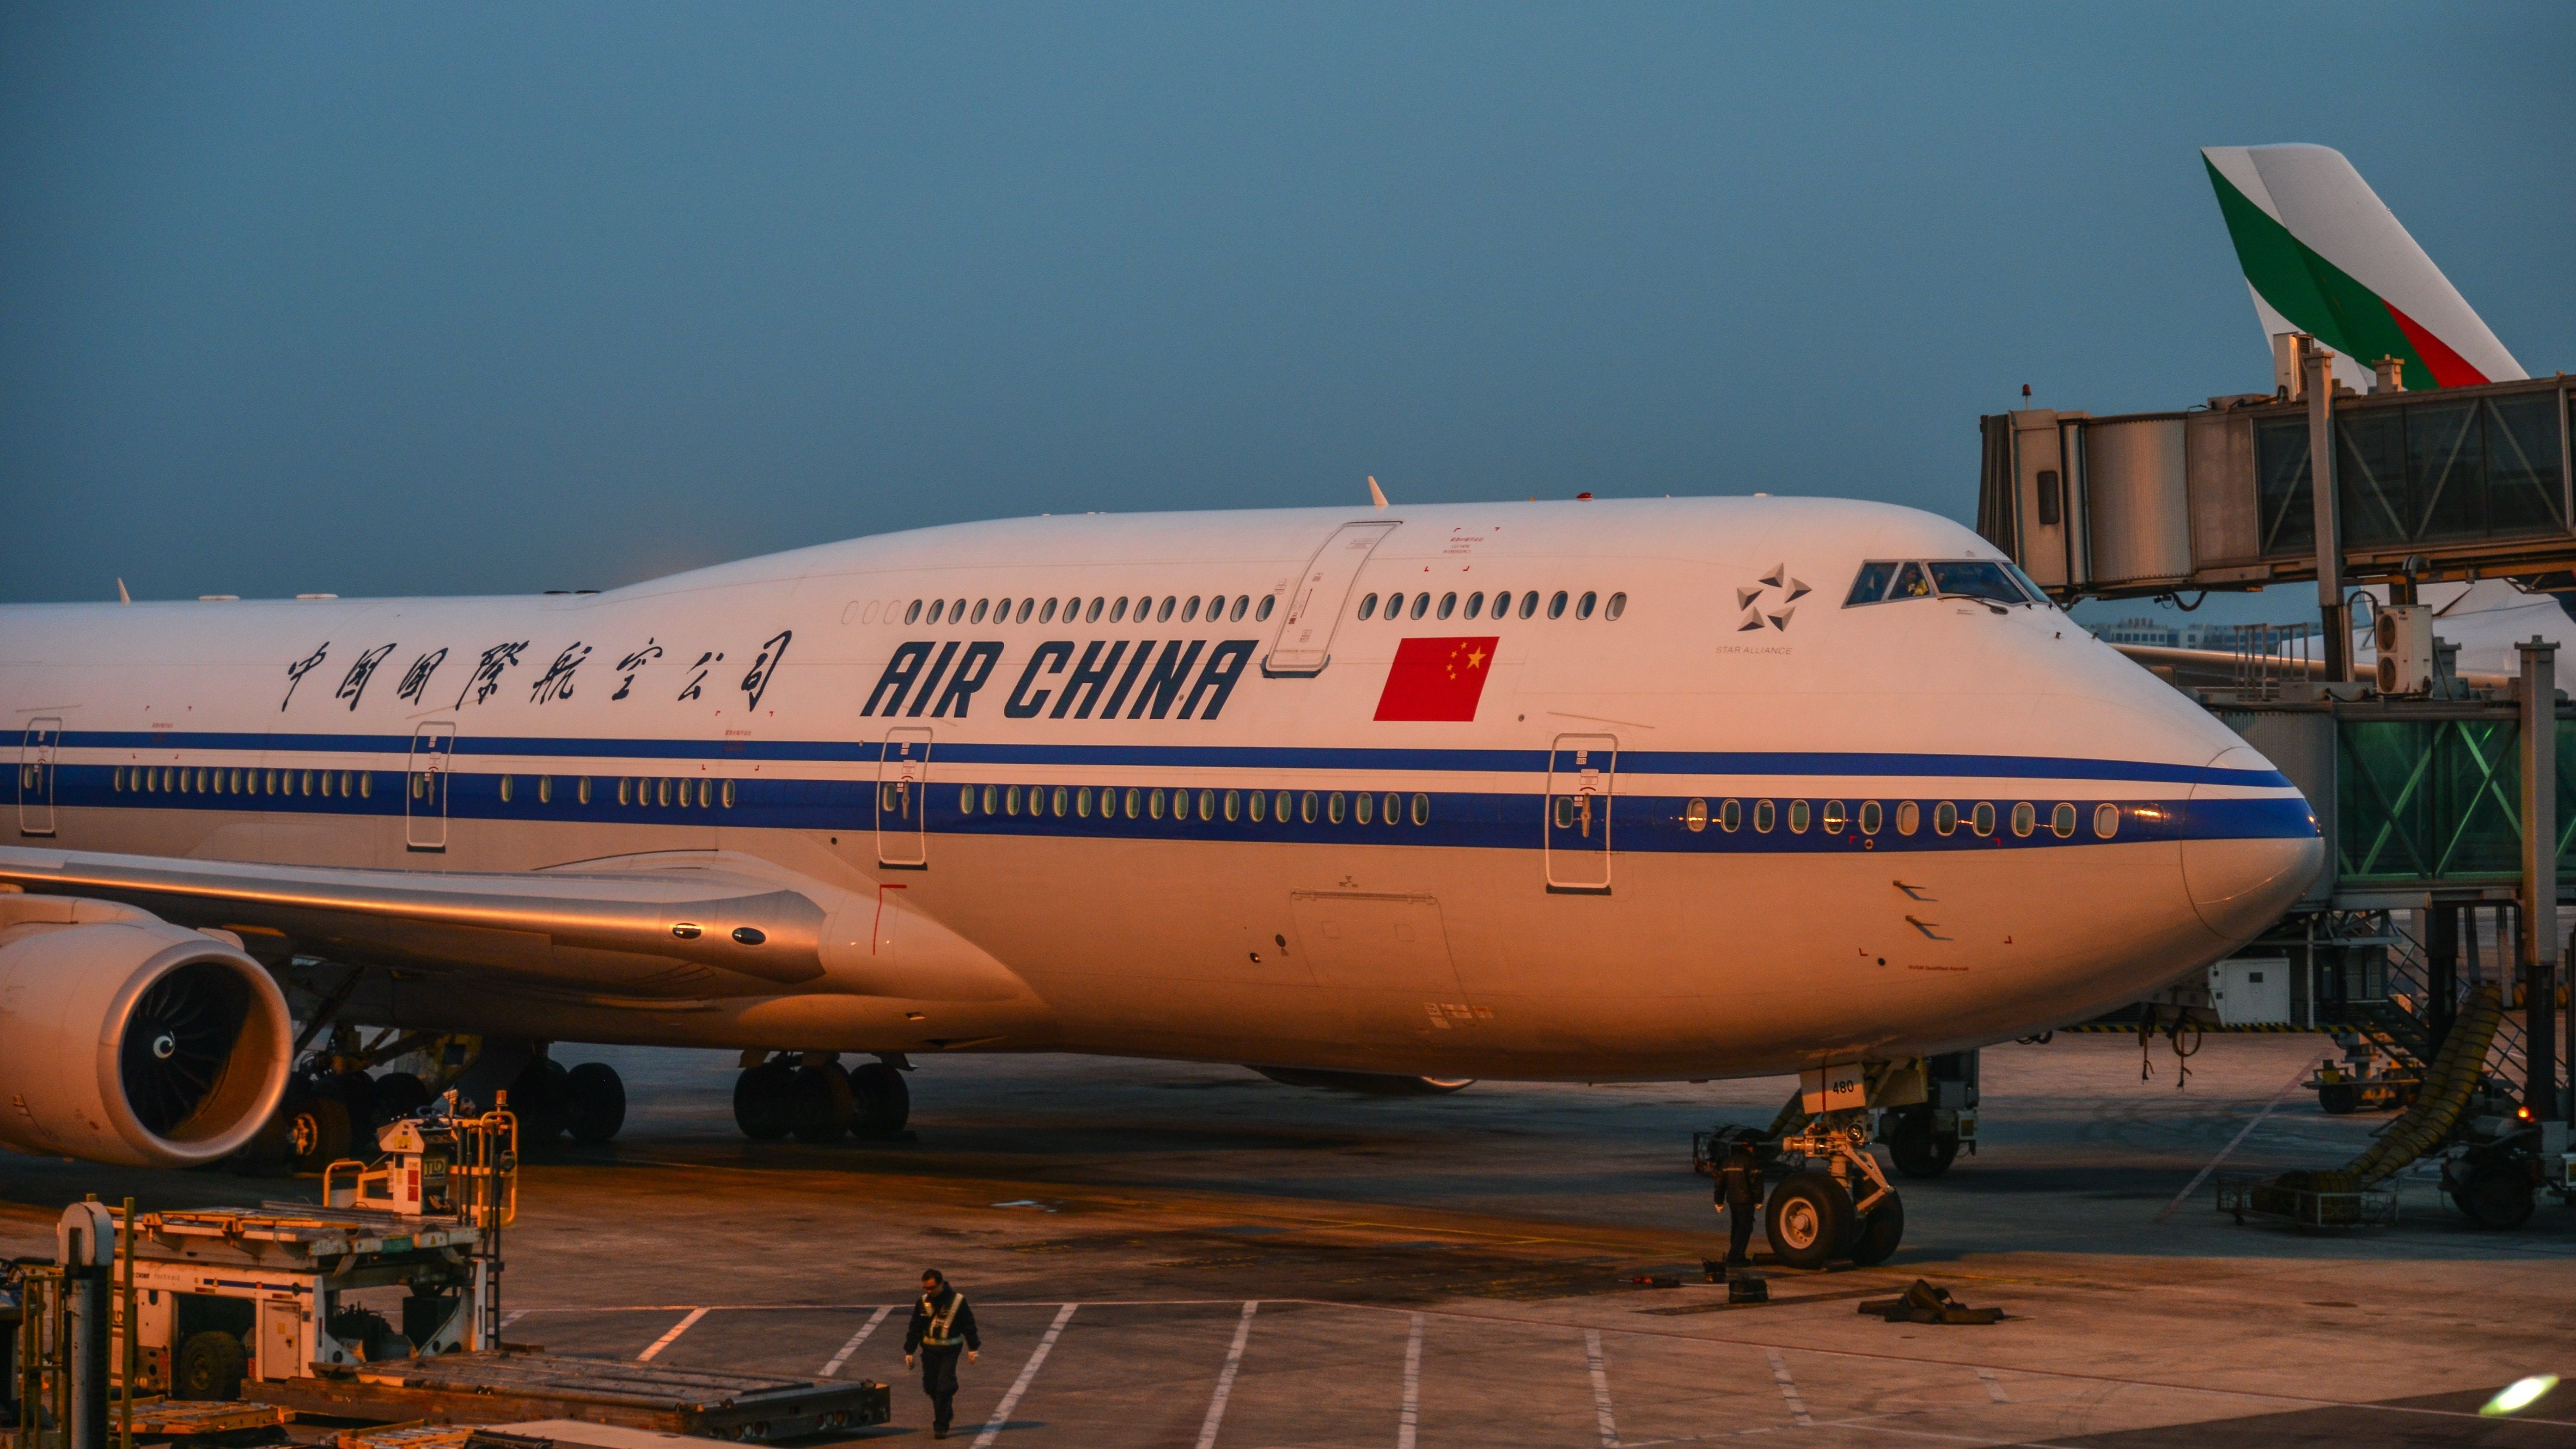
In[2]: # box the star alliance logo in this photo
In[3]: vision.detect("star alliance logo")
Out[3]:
[1736,563,1809,632]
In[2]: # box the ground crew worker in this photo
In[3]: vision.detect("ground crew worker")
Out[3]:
[1714,1137,1763,1266]
[903,1269,980,1439]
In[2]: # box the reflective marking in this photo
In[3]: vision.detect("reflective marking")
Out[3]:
[1398,1313,1425,1449]
[637,1306,708,1361]
[1978,1368,2010,1403]
[822,1305,891,1378]
[1765,1349,1813,1428]
[500,1310,525,1329]
[1193,1301,1258,1449]
[2155,1063,2311,1222]
[1584,1328,1619,1447]
[973,1302,1077,1449]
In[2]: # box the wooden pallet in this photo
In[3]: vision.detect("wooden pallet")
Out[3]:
[243,1352,890,1440]
[336,1424,477,1449]
[126,1399,295,1439]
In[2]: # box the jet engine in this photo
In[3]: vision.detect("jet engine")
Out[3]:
[0,898,293,1167]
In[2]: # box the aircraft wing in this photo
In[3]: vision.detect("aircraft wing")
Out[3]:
[0,845,830,999]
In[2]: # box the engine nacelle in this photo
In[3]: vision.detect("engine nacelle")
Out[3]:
[0,896,293,1167]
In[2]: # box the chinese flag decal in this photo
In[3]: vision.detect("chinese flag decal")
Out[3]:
[1374,636,1499,721]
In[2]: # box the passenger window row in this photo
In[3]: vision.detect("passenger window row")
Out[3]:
[481,775,739,809]
[953,783,1434,827]
[116,764,371,800]
[1682,796,2122,840]
[1357,588,1625,623]
[904,594,1278,628]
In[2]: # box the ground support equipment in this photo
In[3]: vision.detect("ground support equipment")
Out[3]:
[2306,1045,2421,1115]
[2215,1171,2400,1231]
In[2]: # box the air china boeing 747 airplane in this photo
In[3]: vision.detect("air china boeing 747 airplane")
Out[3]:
[0,494,2320,1244]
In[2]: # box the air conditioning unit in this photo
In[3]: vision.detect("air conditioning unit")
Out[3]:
[2374,604,2436,696]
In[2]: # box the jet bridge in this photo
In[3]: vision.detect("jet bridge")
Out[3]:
[1981,337,2576,1136]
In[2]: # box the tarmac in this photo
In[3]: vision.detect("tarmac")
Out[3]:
[6,1032,2575,1446]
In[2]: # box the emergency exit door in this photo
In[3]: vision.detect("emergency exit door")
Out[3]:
[17,718,60,837]
[1544,733,1616,893]
[406,722,454,852]
[878,727,932,868]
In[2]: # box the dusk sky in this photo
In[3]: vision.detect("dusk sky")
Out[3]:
[4,4,2569,611]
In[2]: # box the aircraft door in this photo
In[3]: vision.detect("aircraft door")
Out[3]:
[878,726,932,869]
[1264,520,1400,677]
[17,718,61,837]
[1544,733,1616,893]
[406,722,455,852]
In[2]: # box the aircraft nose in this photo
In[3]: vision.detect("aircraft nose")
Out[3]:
[2181,744,2323,943]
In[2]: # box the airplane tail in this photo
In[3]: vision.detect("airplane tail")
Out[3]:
[2202,143,2522,393]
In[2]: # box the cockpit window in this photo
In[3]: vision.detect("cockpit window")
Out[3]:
[1928,561,2031,605]
[2004,562,2054,607]
[1845,558,2042,608]
[1845,561,1900,605]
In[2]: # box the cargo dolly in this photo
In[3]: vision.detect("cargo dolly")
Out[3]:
[9,1100,886,1446]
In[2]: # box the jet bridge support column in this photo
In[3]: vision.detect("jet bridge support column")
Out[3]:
[2518,637,2559,1120]
[2303,337,2350,684]
[2424,902,2460,1060]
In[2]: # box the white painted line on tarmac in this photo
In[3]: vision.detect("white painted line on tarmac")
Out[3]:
[1764,1349,1813,1428]
[822,1306,892,1378]
[637,1307,708,1362]
[1977,1368,2009,1403]
[1192,1301,1259,1449]
[2155,1064,2312,1222]
[1398,1313,1425,1449]
[500,1310,526,1328]
[973,1302,1078,1449]
[1584,1329,1620,1448]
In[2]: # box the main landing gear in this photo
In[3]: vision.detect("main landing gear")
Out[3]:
[234,1033,628,1174]
[733,1052,911,1143]
[1764,1113,1905,1271]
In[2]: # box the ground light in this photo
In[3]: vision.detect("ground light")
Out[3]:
[2482,1376,2558,1416]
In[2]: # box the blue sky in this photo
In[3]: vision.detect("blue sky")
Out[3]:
[3,4,2569,608]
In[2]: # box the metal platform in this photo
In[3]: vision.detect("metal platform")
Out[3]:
[242,1351,889,1441]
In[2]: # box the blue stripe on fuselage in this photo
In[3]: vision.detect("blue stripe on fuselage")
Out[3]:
[45,730,2295,790]
[33,763,2314,850]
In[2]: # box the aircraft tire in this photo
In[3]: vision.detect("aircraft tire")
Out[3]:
[1848,1193,1905,1267]
[175,1330,248,1400]
[850,1061,911,1139]
[1887,1108,1959,1179]
[734,1062,795,1140]
[566,1062,627,1143]
[510,1058,574,1144]
[788,1062,857,1143]
[2453,1159,2535,1229]
[1764,1172,1851,1271]
[284,1093,353,1173]
[374,1070,433,1121]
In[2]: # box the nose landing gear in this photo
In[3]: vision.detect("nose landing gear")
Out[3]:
[1764,1114,1904,1270]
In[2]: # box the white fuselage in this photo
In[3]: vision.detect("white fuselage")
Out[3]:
[0,496,2320,1080]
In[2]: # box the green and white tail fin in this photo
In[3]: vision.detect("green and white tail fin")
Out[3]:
[2203,143,2522,392]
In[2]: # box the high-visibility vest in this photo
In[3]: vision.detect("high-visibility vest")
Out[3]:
[922,1293,968,1348]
